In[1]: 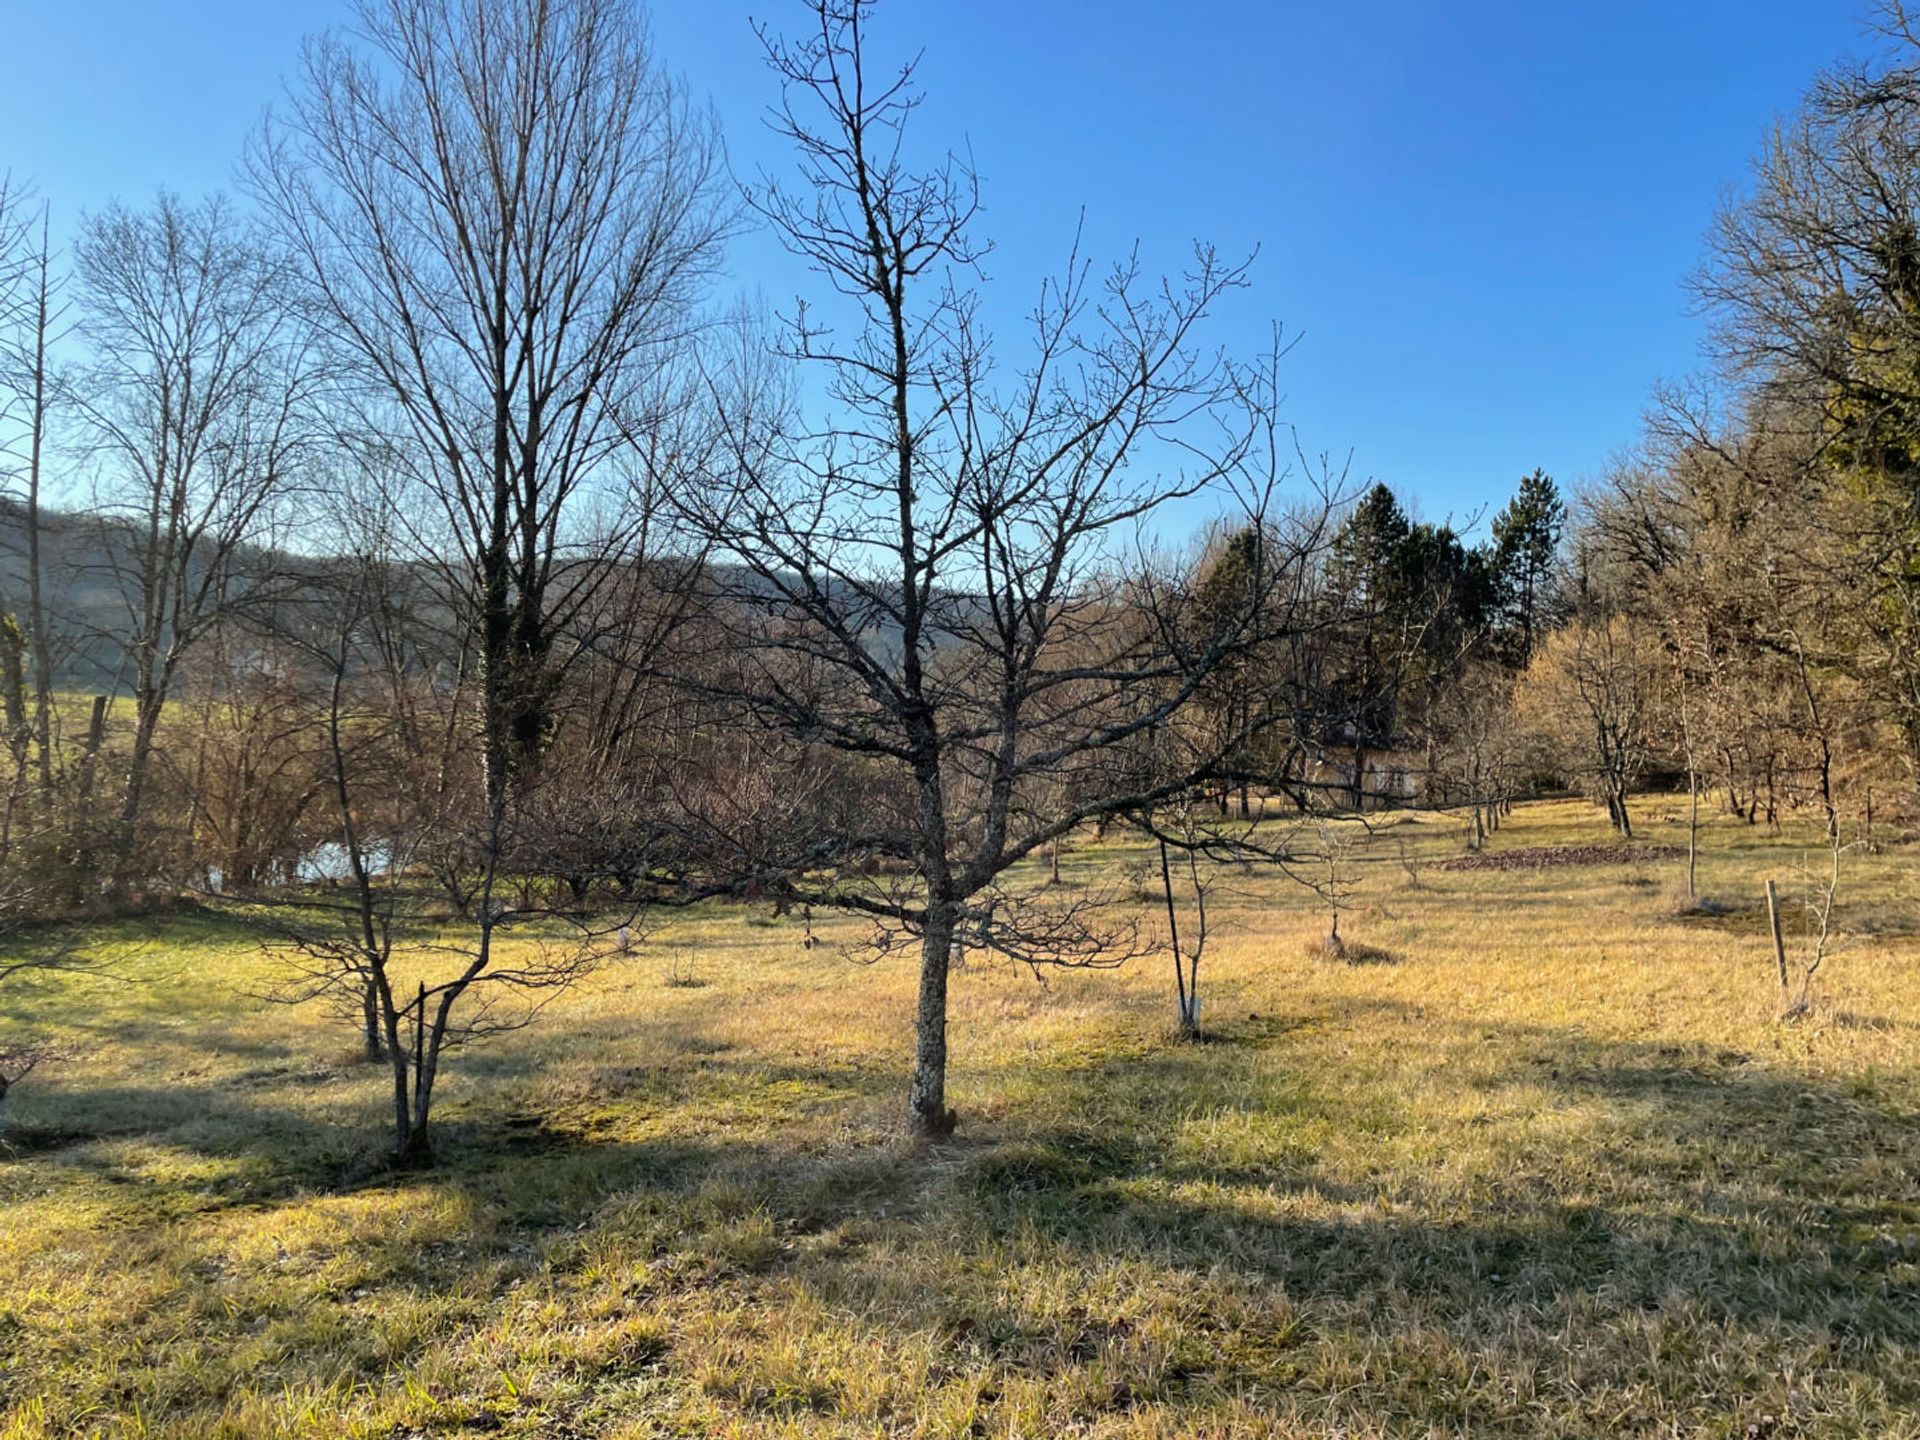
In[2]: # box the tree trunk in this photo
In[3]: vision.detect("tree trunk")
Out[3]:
[1605,784,1633,839]
[111,688,166,902]
[1765,879,1788,990]
[1686,770,1699,899]
[388,980,437,1166]
[396,1122,432,1166]
[362,980,383,1062]
[908,900,957,1138]
[1159,838,1198,1038]
[70,695,109,904]
[0,618,29,864]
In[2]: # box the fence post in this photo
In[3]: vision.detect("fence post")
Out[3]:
[1765,879,1788,989]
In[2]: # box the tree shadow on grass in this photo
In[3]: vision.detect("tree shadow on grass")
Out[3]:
[10,997,1920,1434]
[2,1005,917,1229]
[940,1012,1920,1354]
[16,999,1920,1329]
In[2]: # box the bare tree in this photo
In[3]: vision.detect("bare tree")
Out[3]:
[1776,830,1849,1020]
[1434,659,1517,851]
[1696,6,1920,795]
[1134,793,1278,1040]
[175,633,331,893]
[682,1,1318,1138]
[254,502,620,1163]
[69,194,312,901]
[0,184,65,820]
[1160,836,1208,1038]
[0,181,34,859]
[253,0,732,817]
[1674,659,1703,900]
[1309,821,1365,956]
[1515,609,1658,838]
[242,0,733,1157]
[0,177,28,316]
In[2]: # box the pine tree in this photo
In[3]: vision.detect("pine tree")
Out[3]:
[1490,469,1565,666]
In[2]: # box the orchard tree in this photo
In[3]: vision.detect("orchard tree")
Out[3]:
[1515,611,1660,837]
[258,507,614,1164]
[686,0,1319,1139]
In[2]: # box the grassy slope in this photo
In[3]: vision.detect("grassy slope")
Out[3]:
[1,799,1917,1439]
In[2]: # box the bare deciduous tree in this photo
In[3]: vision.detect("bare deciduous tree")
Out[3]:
[684,0,1318,1138]
[0,184,65,826]
[69,194,313,901]
[1697,5,1920,795]
[246,0,730,1157]
[256,502,620,1164]
[253,0,732,816]
[1776,830,1849,1020]
[1515,609,1658,838]
[1309,821,1364,956]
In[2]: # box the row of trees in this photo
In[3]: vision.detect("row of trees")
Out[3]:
[1515,1,1920,855]
[1328,0,1920,854]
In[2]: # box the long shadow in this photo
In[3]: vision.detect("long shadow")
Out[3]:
[936,1012,1920,1352]
[10,993,1920,1434]
[2,1001,919,1229]
[17,995,1920,1311]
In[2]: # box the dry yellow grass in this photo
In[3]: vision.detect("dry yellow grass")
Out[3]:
[2,798,1918,1437]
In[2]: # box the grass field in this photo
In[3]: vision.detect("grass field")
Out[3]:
[2,799,1918,1438]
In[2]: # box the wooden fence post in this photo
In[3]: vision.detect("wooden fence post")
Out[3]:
[1765,879,1788,989]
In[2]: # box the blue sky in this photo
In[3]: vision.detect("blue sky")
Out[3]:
[0,1,1868,528]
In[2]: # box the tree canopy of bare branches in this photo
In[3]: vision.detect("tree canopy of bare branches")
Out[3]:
[253,0,732,813]
[71,193,314,900]
[677,0,1319,1138]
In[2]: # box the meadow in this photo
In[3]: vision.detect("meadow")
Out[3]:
[1,799,1917,1438]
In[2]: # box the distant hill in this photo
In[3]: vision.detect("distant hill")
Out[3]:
[0,499,139,689]
[0,501,357,690]
[0,499,952,693]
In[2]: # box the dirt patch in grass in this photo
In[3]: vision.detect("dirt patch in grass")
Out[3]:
[1436,843,1682,872]
[1671,903,1772,935]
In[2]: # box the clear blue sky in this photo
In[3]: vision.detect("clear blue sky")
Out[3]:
[0,1,1869,527]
